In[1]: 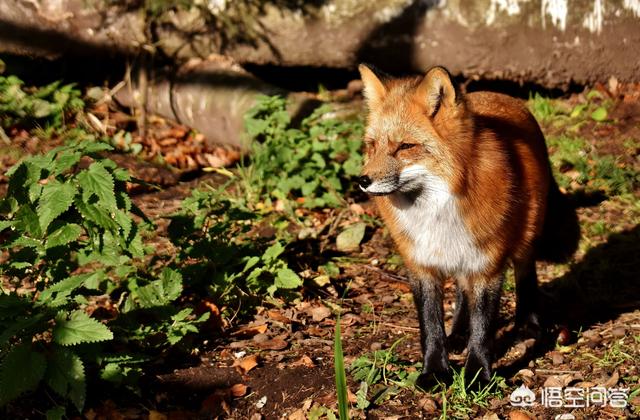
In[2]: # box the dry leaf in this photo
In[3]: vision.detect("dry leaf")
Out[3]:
[232,324,268,338]
[291,355,315,368]
[148,410,167,420]
[508,410,532,420]
[288,409,306,420]
[230,383,248,397]
[233,355,259,374]
[347,389,357,404]
[256,336,288,351]
[310,305,332,322]
[266,309,291,324]
[349,203,365,215]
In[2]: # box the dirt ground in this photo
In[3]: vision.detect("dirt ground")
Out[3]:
[1,78,639,420]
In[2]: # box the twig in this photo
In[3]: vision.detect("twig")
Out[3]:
[379,322,420,332]
[534,369,580,375]
[360,264,411,284]
[0,126,10,145]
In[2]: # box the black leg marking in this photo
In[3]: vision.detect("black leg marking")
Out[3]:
[465,275,503,383]
[412,277,449,387]
[514,259,541,336]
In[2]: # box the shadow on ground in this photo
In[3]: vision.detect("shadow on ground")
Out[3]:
[497,223,640,378]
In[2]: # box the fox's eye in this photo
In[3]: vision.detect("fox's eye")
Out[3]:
[398,143,416,151]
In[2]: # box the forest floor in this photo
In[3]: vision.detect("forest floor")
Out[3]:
[1,73,639,419]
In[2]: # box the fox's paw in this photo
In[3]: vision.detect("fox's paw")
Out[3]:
[464,350,492,385]
[417,351,450,389]
[416,367,452,390]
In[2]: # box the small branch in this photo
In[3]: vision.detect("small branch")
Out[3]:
[360,264,411,284]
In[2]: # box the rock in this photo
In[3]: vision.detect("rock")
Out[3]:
[3,0,640,89]
[336,223,366,252]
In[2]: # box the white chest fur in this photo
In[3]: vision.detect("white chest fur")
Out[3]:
[390,166,489,276]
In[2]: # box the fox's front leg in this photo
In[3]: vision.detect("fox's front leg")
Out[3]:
[465,275,504,383]
[412,273,448,383]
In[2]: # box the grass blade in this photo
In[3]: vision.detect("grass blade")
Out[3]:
[334,312,350,420]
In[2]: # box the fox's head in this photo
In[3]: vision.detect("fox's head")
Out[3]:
[357,65,472,197]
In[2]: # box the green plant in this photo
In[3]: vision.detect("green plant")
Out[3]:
[0,75,84,133]
[334,310,349,420]
[436,368,506,419]
[350,338,421,410]
[242,95,363,209]
[0,138,206,413]
[168,186,302,313]
[546,135,639,195]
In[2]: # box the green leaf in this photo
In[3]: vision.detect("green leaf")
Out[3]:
[52,311,113,346]
[14,203,42,238]
[590,107,608,122]
[31,98,53,118]
[45,223,82,249]
[135,268,183,308]
[0,344,46,405]
[52,151,81,174]
[336,222,366,252]
[45,348,85,411]
[46,406,65,420]
[0,220,12,233]
[75,198,118,230]
[334,312,349,420]
[275,268,302,289]
[38,271,104,308]
[37,181,76,232]
[76,162,116,211]
[242,256,260,272]
[263,242,285,263]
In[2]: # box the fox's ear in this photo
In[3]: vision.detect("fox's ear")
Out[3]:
[416,66,457,118]
[358,64,387,107]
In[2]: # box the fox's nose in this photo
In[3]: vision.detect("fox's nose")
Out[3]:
[358,175,372,190]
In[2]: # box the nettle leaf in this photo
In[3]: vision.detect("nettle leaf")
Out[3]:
[263,242,285,263]
[37,181,76,232]
[53,311,113,346]
[52,151,81,175]
[274,268,302,289]
[46,223,82,249]
[8,236,42,249]
[45,348,86,412]
[76,162,116,211]
[38,271,104,308]
[14,203,41,238]
[0,220,13,233]
[74,198,118,231]
[45,406,65,420]
[0,344,46,405]
[135,268,183,308]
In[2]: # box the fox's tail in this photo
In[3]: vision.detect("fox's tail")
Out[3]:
[535,177,580,263]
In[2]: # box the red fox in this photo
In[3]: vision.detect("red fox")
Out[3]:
[357,64,578,383]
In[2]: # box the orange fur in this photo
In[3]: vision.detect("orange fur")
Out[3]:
[360,69,550,280]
